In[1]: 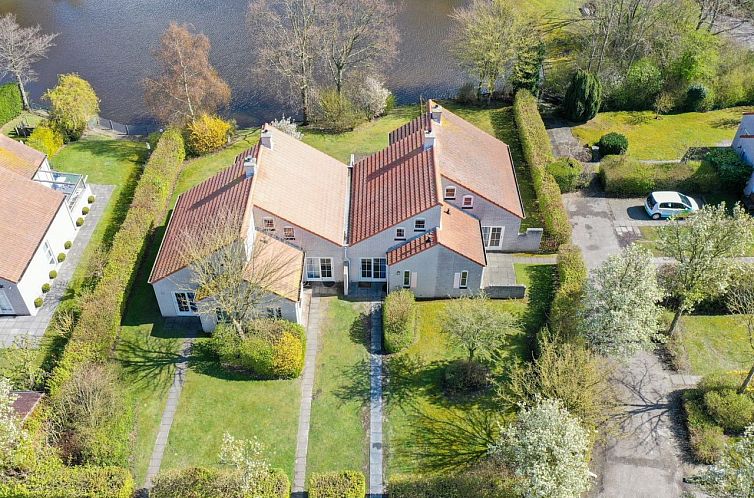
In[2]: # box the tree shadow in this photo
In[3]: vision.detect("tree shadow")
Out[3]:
[116,332,184,392]
[710,117,740,129]
[187,339,257,382]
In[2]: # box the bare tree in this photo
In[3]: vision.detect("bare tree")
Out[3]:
[248,0,321,124]
[320,0,398,94]
[727,280,754,393]
[0,14,57,110]
[179,208,301,339]
[696,0,754,35]
[144,23,231,124]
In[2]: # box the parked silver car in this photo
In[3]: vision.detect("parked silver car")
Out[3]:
[644,191,699,220]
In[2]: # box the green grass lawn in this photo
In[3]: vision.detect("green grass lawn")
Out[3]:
[678,314,754,376]
[572,106,754,160]
[307,298,370,477]
[638,225,754,257]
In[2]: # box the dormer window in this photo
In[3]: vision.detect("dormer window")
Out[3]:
[395,227,406,240]
[462,195,474,209]
[444,186,456,200]
[283,227,295,240]
[414,219,426,232]
[263,218,275,231]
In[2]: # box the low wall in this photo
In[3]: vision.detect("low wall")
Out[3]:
[502,228,544,253]
[485,285,526,299]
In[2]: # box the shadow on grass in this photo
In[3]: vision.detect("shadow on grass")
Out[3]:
[116,332,184,392]
[710,117,740,129]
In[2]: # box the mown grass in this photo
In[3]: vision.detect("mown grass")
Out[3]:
[677,314,754,376]
[572,106,753,160]
[638,225,754,257]
[306,298,370,477]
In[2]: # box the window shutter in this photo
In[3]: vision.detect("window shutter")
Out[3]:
[453,272,461,289]
[411,272,418,289]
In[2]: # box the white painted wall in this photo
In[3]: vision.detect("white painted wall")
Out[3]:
[733,115,754,195]
[387,245,484,297]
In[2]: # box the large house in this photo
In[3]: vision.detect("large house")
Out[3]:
[150,101,541,331]
[733,112,754,200]
[0,135,92,316]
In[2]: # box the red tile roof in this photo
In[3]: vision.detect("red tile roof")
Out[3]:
[389,112,431,144]
[148,148,257,283]
[348,132,440,244]
[387,205,486,266]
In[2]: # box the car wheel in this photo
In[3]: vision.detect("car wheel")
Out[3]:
[651,213,661,220]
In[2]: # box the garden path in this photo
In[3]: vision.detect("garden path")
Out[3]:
[368,300,385,497]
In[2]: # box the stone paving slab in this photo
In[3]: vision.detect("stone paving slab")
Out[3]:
[0,184,114,347]
[368,299,385,496]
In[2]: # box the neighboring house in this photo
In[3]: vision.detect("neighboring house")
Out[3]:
[733,112,754,198]
[148,126,348,332]
[0,135,92,316]
[150,101,540,328]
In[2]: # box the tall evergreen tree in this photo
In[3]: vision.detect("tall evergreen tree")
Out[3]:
[563,70,602,122]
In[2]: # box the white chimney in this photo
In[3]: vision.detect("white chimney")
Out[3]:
[243,156,257,178]
[261,129,273,149]
[431,104,443,124]
[424,129,436,150]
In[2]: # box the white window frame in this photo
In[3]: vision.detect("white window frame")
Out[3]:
[414,218,426,232]
[459,271,469,289]
[395,227,406,240]
[482,226,504,249]
[174,292,198,315]
[305,257,334,281]
[262,217,275,232]
[43,240,56,265]
[444,186,456,200]
[402,270,411,288]
[283,226,295,240]
[361,258,387,281]
[462,195,474,209]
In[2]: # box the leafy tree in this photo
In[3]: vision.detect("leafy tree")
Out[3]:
[0,14,57,110]
[490,397,592,498]
[694,424,754,497]
[26,124,64,157]
[510,42,545,95]
[582,245,663,357]
[727,280,754,393]
[653,92,674,119]
[347,75,391,119]
[563,70,602,122]
[620,58,663,110]
[44,74,99,140]
[671,30,720,84]
[310,88,361,132]
[442,293,518,362]
[145,23,231,124]
[657,204,754,336]
[219,432,270,495]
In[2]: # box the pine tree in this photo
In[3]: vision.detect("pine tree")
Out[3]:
[563,70,602,122]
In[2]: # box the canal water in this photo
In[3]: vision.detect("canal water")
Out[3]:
[0,0,467,126]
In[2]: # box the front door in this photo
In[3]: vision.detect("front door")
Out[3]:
[0,290,14,315]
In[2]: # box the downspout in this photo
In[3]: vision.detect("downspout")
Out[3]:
[343,154,354,296]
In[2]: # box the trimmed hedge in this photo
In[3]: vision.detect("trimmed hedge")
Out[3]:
[0,82,23,126]
[150,466,290,498]
[47,129,185,395]
[388,466,519,498]
[0,465,135,498]
[383,289,417,353]
[513,90,572,247]
[545,157,584,193]
[597,132,628,156]
[308,470,365,498]
[599,155,719,197]
[548,244,588,343]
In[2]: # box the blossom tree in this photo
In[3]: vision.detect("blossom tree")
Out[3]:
[490,397,592,498]
[219,432,270,494]
[582,245,664,357]
[695,424,754,497]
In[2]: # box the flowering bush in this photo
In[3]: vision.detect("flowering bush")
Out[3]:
[270,116,302,140]
[185,113,233,155]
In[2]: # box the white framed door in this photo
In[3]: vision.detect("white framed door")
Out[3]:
[0,289,15,315]
[482,226,504,250]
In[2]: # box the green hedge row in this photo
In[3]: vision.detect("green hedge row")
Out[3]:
[150,467,290,498]
[599,155,719,197]
[308,470,365,498]
[383,289,417,353]
[0,465,135,498]
[548,244,588,343]
[513,90,572,247]
[388,467,519,497]
[0,82,22,126]
[47,128,185,395]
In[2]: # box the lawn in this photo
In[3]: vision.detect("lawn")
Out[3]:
[572,106,754,160]
[638,225,754,257]
[677,314,753,376]
[306,298,370,477]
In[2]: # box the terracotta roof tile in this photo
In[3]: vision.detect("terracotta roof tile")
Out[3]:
[148,152,256,283]
[0,170,65,282]
[0,135,46,178]
[387,230,437,265]
[349,132,440,244]
[389,112,431,144]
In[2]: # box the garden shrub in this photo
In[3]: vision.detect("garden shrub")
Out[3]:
[456,82,479,104]
[87,195,95,204]
[545,157,584,193]
[0,464,135,498]
[0,82,22,126]
[57,252,66,263]
[64,241,72,250]
[185,113,233,156]
[76,217,84,227]
[616,59,663,110]
[685,83,710,112]
[388,462,520,498]
[689,423,727,464]
[597,132,628,156]
[563,69,602,122]
[514,90,572,247]
[703,389,754,433]
[704,148,751,190]
[600,156,719,197]
[33,298,43,308]
[49,270,57,279]
[442,359,490,395]
[41,283,50,294]
[44,74,100,141]
[150,466,290,498]
[26,124,64,157]
[46,129,184,396]
[383,289,417,353]
[308,470,365,498]
[548,244,587,342]
[311,88,363,132]
[82,206,89,215]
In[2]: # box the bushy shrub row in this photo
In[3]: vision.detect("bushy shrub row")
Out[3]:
[47,128,185,395]
[388,462,520,498]
[548,244,588,342]
[308,470,365,498]
[212,319,306,379]
[599,155,719,197]
[705,147,751,190]
[513,90,572,247]
[151,466,290,498]
[0,464,135,498]
[383,289,417,353]
[0,82,22,126]
[545,157,584,193]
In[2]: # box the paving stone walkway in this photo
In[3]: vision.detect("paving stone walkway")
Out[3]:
[292,291,322,494]
[368,301,385,497]
[482,253,558,287]
[0,184,114,346]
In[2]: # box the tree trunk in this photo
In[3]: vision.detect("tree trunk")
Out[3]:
[301,87,309,125]
[16,75,29,111]
[668,306,684,336]
[739,364,754,394]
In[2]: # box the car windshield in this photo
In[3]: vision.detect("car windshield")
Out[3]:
[647,194,656,207]
[679,194,691,207]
